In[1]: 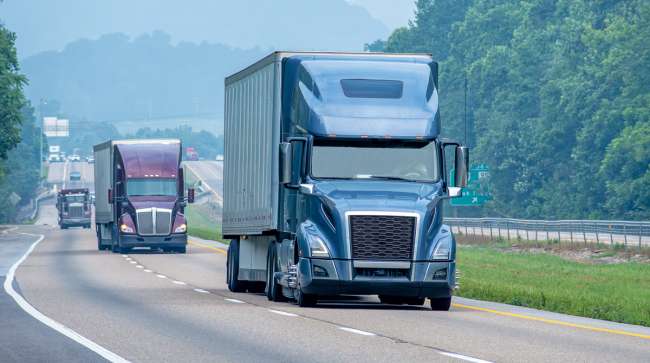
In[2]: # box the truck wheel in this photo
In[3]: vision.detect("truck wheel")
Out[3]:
[429,297,452,311]
[266,243,286,302]
[295,287,317,307]
[226,239,246,292]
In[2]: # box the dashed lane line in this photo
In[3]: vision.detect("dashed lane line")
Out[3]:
[224,298,245,304]
[193,288,210,294]
[439,351,493,363]
[337,327,376,336]
[268,309,298,317]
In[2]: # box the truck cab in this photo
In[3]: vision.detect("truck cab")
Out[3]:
[57,188,92,229]
[223,52,469,310]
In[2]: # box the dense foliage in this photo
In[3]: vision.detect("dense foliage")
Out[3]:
[375,0,650,220]
[0,24,41,222]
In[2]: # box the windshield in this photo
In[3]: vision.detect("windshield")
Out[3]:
[126,178,177,197]
[64,195,86,203]
[311,140,439,182]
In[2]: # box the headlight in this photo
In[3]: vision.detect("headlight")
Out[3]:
[309,235,330,257]
[120,224,134,233]
[432,237,451,260]
[174,223,187,233]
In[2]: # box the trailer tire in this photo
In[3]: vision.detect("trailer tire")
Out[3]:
[226,239,246,292]
[429,297,452,311]
[295,287,317,307]
[266,243,286,301]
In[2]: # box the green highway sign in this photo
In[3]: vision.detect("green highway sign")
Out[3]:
[450,164,491,207]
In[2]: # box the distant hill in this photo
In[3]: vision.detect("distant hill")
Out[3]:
[21,32,264,123]
[1,0,389,58]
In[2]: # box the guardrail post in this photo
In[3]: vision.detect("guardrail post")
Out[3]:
[583,222,587,246]
[640,225,643,249]
[569,228,573,244]
[498,223,501,240]
[506,222,510,241]
[480,222,484,241]
[595,224,600,246]
[623,224,627,246]
[490,223,493,241]
[526,227,529,241]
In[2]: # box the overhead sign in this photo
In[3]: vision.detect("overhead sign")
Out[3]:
[450,164,492,207]
[43,117,69,137]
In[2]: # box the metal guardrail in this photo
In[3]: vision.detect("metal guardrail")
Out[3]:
[445,217,650,248]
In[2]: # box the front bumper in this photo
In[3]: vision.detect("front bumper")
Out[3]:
[119,233,187,249]
[298,258,455,298]
[60,218,91,227]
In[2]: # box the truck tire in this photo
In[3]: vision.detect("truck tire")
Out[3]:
[295,287,317,307]
[266,243,286,302]
[429,297,452,311]
[226,239,246,292]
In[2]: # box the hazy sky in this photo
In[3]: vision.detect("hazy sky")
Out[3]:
[346,0,416,29]
[0,0,415,58]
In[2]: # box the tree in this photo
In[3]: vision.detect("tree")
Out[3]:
[0,25,26,159]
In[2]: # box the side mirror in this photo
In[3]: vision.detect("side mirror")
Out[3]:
[454,146,469,188]
[280,142,292,184]
[108,189,113,204]
[283,137,307,188]
[187,188,195,204]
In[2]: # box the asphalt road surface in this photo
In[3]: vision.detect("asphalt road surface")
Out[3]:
[47,161,94,192]
[0,201,648,363]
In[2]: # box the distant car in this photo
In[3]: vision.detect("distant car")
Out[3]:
[48,154,62,162]
[69,154,81,162]
[215,154,224,161]
[86,156,94,163]
[69,171,81,181]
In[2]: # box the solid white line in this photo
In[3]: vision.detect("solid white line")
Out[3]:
[3,234,130,362]
[156,274,167,279]
[439,352,493,363]
[268,309,298,317]
[337,327,376,336]
[2,226,18,234]
[193,288,209,294]
[224,298,245,304]
[171,281,186,285]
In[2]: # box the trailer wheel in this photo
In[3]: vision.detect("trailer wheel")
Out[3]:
[379,296,425,306]
[266,242,286,302]
[429,297,452,311]
[226,239,246,292]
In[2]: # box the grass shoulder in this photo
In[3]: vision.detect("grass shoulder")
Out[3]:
[456,241,650,327]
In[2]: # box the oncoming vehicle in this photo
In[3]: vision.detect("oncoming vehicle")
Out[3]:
[69,171,81,181]
[57,188,92,229]
[93,139,195,253]
[222,52,469,310]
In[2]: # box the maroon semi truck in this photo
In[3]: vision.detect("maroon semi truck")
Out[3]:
[93,139,194,253]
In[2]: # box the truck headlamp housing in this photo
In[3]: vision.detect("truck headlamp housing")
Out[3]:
[174,224,187,233]
[309,235,330,258]
[120,224,134,233]
[119,213,136,234]
[432,237,451,260]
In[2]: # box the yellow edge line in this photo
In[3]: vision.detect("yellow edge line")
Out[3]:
[452,303,650,340]
[188,240,227,255]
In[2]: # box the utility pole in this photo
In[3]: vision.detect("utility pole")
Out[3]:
[39,99,44,181]
[464,75,468,147]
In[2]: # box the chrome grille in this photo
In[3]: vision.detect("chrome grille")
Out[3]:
[68,205,84,217]
[136,208,172,236]
[349,214,416,260]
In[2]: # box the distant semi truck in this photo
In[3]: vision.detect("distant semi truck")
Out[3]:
[57,188,91,229]
[93,139,195,253]
[48,145,62,162]
[222,52,469,309]
[185,147,199,161]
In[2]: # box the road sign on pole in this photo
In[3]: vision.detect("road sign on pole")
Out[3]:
[450,164,491,207]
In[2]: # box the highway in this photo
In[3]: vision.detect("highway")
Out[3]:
[183,160,223,204]
[47,160,95,192]
[1,163,649,362]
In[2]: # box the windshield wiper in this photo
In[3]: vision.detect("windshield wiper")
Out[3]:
[358,175,414,182]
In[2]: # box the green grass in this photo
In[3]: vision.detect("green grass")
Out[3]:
[456,245,650,326]
[184,205,225,242]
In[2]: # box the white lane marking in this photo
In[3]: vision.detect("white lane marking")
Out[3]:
[129,261,136,264]
[439,352,494,363]
[143,269,152,273]
[268,309,298,317]
[172,281,186,285]
[337,327,376,336]
[121,255,128,258]
[156,274,167,279]
[224,298,245,304]
[4,234,130,362]
[2,226,18,234]
[136,265,144,269]
[193,288,209,294]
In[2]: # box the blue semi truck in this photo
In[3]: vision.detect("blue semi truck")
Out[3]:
[222,52,469,310]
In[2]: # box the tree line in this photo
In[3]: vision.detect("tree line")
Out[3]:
[368,0,650,220]
[0,25,42,222]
